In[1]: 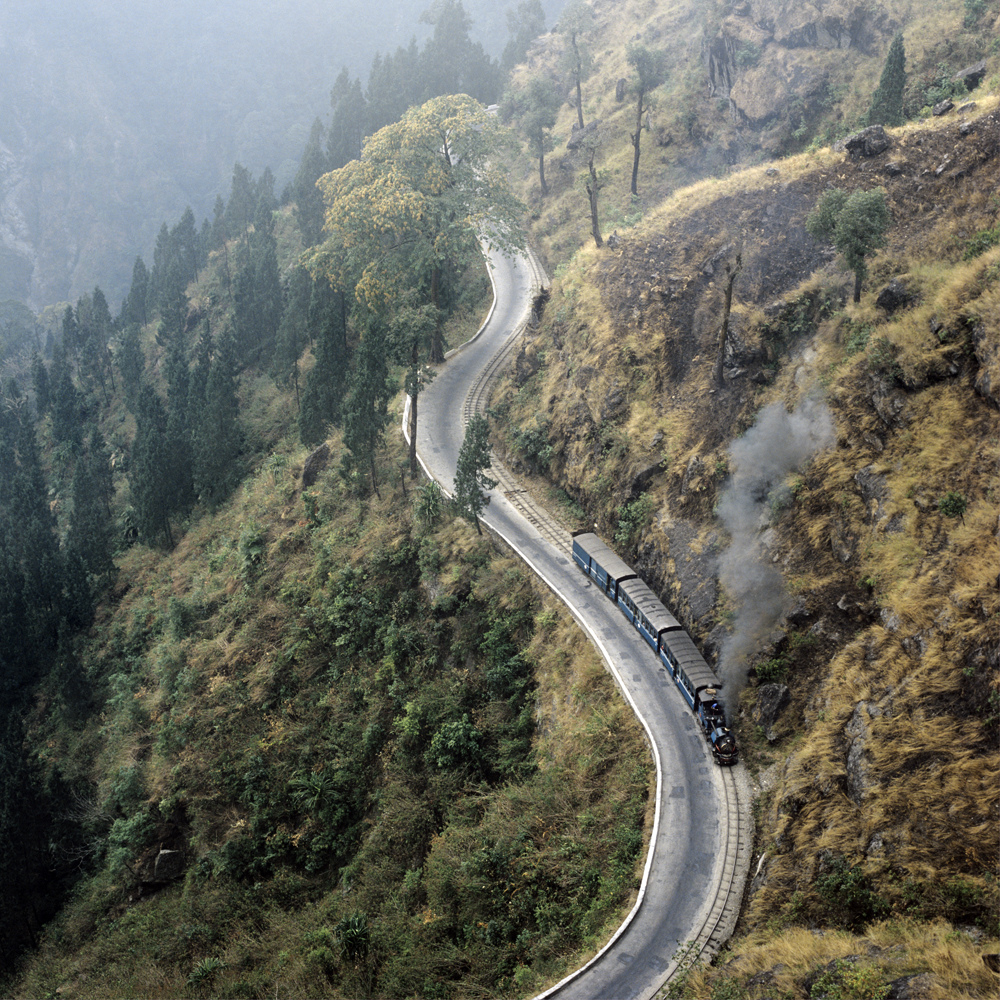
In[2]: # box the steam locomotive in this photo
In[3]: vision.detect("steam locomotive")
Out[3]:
[571,532,738,765]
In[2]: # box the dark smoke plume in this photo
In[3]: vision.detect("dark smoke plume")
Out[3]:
[715,397,835,699]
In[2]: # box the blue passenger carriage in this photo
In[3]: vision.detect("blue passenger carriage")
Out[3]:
[571,531,738,766]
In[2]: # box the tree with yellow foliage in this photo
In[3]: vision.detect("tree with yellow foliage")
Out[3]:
[304,94,526,475]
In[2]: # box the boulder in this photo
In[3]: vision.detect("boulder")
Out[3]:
[953,60,987,91]
[932,99,954,117]
[152,848,185,882]
[301,442,330,488]
[843,125,891,159]
[600,385,627,422]
[875,278,913,313]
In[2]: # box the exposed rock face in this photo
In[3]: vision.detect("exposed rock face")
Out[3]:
[302,442,331,488]
[152,849,185,882]
[933,99,954,117]
[752,683,790,741]
[971,322,999,408]
[703,0,886,129]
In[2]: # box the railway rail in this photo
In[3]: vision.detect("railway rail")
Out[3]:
[421,242,751,1000]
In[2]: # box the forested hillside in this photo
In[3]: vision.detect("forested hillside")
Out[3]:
[1,0,998,997]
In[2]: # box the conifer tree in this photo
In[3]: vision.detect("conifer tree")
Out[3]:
[130,385,174,546]
[453,413,497,535]
[49,342,82,447]
[31,351,50,415]
[868,33,906,127]
[66,432,115,582]
[122,255,150,328]
[163,328,195,513]
[293,118,330,246]
[341,318,393,498]
[501,1,545,74]
[115,324,145,410]
[328,69,368,169]
[298,280,349,447]
[192,329,242,508]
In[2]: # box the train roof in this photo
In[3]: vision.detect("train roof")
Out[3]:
[662,629,721,690]
[572,533,636,583]
[617,577,683,633]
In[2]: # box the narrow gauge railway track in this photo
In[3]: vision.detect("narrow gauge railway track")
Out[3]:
[656,766,749,996]
[444,244,751,1000]
[462,248,574,557]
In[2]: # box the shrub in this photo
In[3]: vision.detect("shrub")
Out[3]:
[815,855,890,931]
[614,493,656,548]
[962,225,1000,260]
[937,491,968,519]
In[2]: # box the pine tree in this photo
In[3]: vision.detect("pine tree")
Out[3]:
[121,256,150,328]
[341,318,393,498]
[31,352,50,415]
[293,118,330,246]
[130,385,174,546]
[192,329,242,508]
[66,432,115,582]
[453,413,497,535]
[163,328,195,514]
[868,34,906,127]
[501,0,545,75]
[115,323,145,409]
[299,280,349,447]
[49,342,82,447]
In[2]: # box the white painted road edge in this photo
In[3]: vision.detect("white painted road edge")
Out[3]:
[400,247,668,1000]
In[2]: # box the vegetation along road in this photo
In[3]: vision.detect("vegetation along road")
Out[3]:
[410,242,754,999]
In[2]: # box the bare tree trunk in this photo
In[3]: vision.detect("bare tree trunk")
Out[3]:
[630,91,644,196]
[430,266,444,363]
[715,253,743,386]
[586,154,603,248]
[408,341,419,476]
[572,36,585,129]
[538,150,548,197]
[853,269,863,304]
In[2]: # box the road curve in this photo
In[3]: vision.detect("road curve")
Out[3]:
[410,244,752,1000]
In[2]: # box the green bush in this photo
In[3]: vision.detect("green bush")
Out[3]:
[937,491,968,519]
[614,493,656,548]
[962,225,1000,260]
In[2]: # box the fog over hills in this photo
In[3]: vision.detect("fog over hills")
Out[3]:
[0,0,562,311]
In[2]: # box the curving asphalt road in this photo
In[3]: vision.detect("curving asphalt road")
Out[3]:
[410,245,751,1000]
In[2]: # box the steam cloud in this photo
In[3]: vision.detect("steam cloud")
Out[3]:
[715,396,836,698]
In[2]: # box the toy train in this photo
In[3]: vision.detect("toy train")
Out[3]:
[571,532,738,766]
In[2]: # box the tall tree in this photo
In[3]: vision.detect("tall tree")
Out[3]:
[306,94,525,476]
[453,413,497,535]
[504,74,562,197]
[558,0,595,130]
[626,43,667,197]
[341,317,393,499]
[309,95,524,355]
[298,278,349,447]
[192,330,242,508]
[328,69,368,169]
[120,256,149,329]
[66,431,115,581]
[501,0,545,74]
[806,187,892,303]
[48,342,82,447]
[868,33,906,127]
[130,386,174,546]
[292,118,330,246]
[115,324,145,410]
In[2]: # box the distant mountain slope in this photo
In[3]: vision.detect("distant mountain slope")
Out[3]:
[0,0,565,311]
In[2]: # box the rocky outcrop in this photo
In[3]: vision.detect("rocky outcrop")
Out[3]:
[302,443,331,488]
[752,683,790,741]
[842,125,892,159]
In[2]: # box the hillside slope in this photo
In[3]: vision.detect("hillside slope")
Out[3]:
[495,0,998,993]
